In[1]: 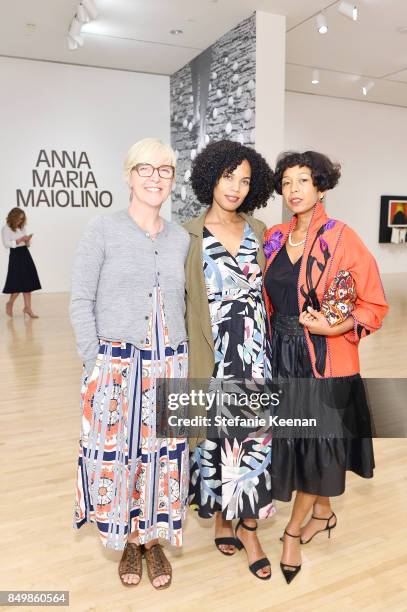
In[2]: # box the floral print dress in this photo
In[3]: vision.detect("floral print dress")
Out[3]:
[189,223,275,520]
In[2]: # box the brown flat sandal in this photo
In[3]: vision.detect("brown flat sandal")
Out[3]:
[144,544,172,590]
[118,542,143,587]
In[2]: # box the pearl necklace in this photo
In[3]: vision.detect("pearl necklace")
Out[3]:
[288,232,306,247]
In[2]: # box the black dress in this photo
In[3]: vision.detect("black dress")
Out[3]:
[3,245,41,293]
[264,244,375,501]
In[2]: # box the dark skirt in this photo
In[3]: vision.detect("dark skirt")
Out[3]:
[3,246,41,293]
[270,312,375,501]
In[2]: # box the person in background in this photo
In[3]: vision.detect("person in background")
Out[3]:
[70,138,190,590]
[2,207,41,318]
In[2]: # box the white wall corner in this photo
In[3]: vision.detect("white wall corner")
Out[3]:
[255,10,286,229]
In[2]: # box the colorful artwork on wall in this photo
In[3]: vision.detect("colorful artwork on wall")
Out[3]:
[379,195,407,244]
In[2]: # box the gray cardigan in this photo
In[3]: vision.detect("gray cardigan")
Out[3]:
[70,209,190,374]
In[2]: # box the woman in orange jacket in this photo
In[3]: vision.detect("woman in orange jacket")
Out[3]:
[263,151,388,584]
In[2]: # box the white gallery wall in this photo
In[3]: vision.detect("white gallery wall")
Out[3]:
[0,57,170,292]
[285,92,407,274]
[2,56,403,292]
[255,11,285,229]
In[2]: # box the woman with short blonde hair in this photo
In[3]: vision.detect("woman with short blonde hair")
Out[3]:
[123,138,176,183]
[71,138,189,590]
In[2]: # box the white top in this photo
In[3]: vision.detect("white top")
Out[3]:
[1,224,30,249]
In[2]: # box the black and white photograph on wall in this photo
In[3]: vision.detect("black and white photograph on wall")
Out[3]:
[171,13,256,223]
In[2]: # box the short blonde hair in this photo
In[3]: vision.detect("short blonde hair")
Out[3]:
[123,138,176,183]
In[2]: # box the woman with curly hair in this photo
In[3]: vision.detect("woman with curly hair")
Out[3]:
[2,207,41,318]
[263,151,388,583]
[184,139,275,580]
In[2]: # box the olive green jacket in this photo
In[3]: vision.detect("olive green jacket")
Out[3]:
[183,211,266,448]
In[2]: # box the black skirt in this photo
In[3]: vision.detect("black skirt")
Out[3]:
[3,246,41,294]
[270,312,375,501]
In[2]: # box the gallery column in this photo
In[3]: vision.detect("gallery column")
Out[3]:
[255,11,286,228]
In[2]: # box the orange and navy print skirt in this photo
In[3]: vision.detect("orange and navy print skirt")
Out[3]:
[73,287,189,550]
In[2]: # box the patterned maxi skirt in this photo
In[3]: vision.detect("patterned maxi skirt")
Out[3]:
[73,287,189,550]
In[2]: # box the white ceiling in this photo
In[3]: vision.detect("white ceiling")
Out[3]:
[1,0,407,107]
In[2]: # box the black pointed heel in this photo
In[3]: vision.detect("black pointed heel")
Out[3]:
[300,512,337,545]
[235,519,271,580]
[280,529,301,585]
[279,511,337,544]
[214,537,238,556]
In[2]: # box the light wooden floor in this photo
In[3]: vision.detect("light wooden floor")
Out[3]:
[1,274,406,612]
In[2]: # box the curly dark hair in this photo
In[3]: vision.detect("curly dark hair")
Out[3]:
[190,140,274,213]
[274,151,341,194]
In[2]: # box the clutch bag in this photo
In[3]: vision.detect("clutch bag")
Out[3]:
[321,270,356,326]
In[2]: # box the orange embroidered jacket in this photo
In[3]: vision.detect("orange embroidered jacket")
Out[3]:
[263,202,389,378]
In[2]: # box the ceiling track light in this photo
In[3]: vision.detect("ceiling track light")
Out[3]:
[362,81,375,96]
[338,2,358,21]
[311,69,320,85]
[81,0,99,20]
[67,1,98,50]
[68,17,84,46]
[67,35,78,50]
[316,13,328,34]
[77,4,90,23]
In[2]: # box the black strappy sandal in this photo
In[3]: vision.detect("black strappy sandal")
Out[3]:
[214,536,238,556]
[279,511,337,544]
[280,529,301,584]
[300,512,337,544]
[234,519,271,580]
